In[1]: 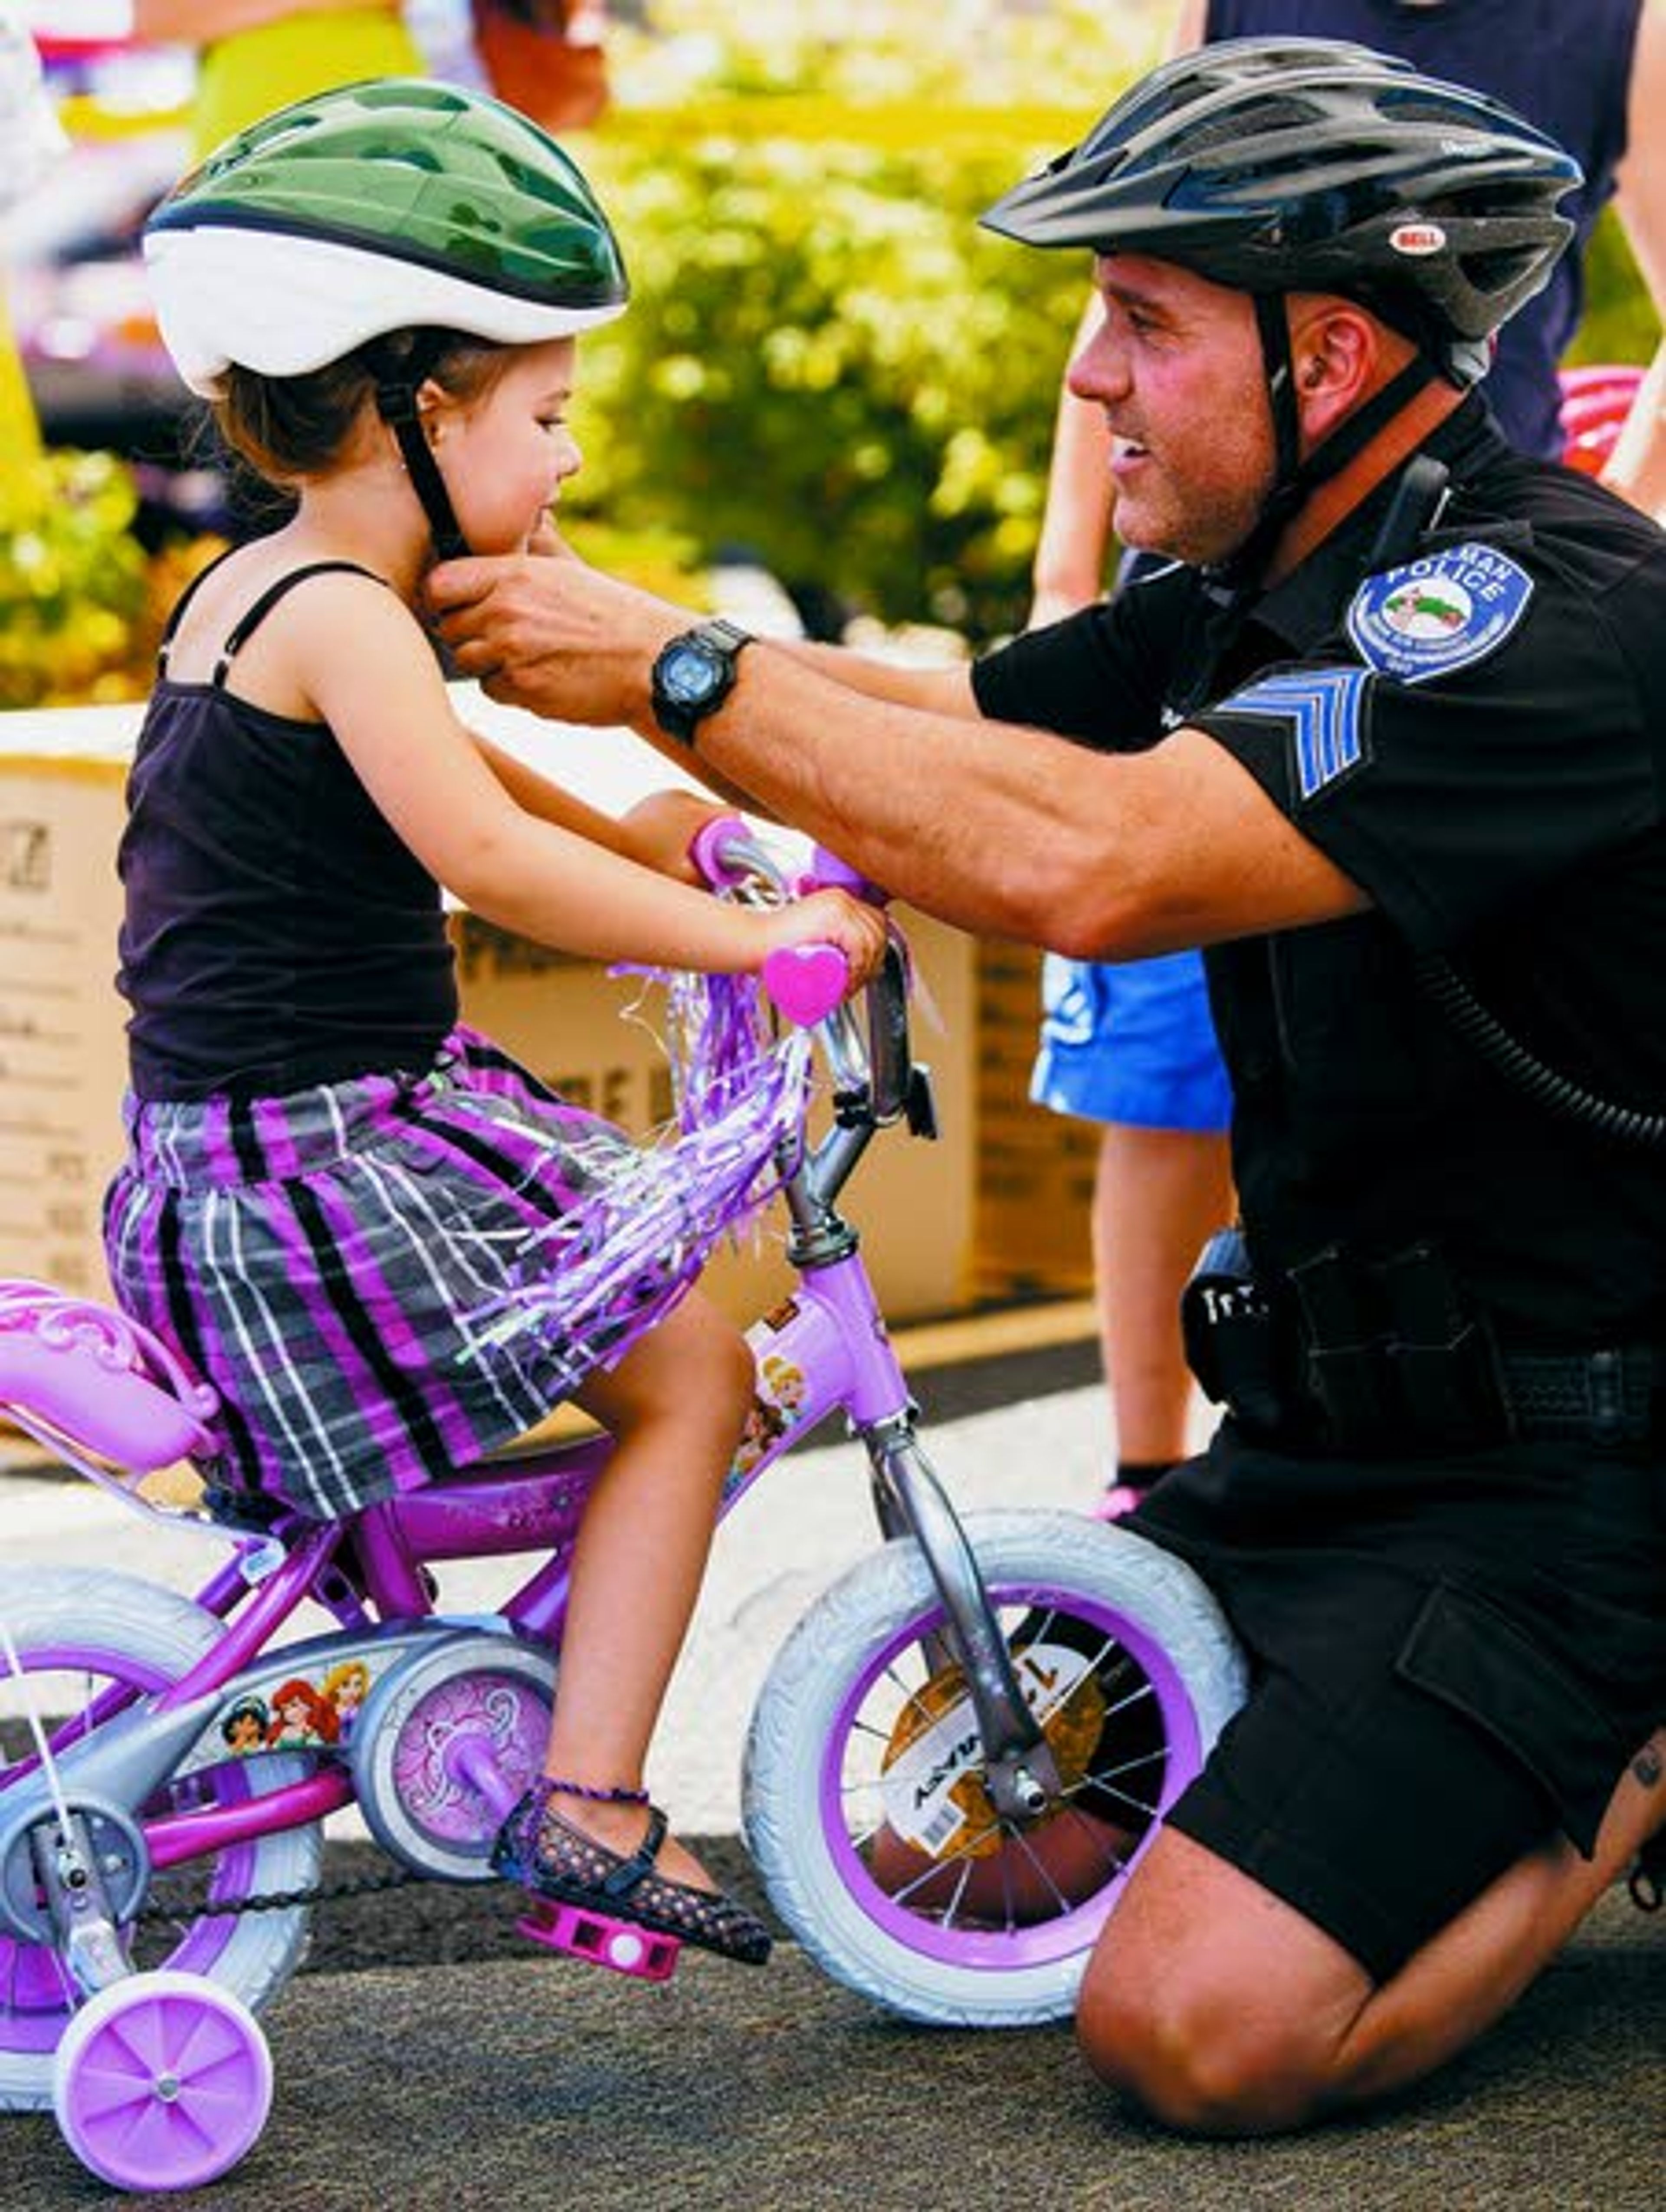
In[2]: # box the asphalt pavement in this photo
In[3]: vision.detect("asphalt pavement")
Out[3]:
[0,1328,1659,2209]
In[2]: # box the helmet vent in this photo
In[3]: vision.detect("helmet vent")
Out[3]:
[977,35,1578,362]
[141,76,630,391]
[1391,96,1486,129]
[1174,98,1314,157]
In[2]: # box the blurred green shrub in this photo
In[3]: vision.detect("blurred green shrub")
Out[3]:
[1565,207,1659,368]
[571,137,1094,641]
[567,1,1164,641]
[0,450,151,708]
[0,447,230,710]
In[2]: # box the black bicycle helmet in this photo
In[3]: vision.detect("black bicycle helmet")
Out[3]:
[981,37,1579,381]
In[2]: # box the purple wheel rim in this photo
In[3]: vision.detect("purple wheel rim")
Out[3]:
[0,1642,259,2057]
[60,1979,269,2191]
[819,1579,1204,1971]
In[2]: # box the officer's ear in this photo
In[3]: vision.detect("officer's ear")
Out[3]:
[1289,297,1387,446]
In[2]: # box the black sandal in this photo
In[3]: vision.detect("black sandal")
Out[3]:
[492,1779,773,1967]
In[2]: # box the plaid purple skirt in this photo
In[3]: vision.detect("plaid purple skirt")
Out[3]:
[102,1026,642,1521]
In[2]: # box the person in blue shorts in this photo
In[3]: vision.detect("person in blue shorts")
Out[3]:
[1031,937,1233,1507]
[1030,0,1666,1517]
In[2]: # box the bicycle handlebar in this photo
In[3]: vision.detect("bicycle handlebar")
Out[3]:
[689,814,885,1029]
[688,812,760,890]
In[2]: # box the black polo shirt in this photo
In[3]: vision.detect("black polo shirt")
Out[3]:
[972,399,1666,1345]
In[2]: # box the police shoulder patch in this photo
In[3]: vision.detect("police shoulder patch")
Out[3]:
[1345,540,1534,686]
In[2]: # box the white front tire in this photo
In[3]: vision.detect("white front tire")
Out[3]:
[743,1512,1246,2028]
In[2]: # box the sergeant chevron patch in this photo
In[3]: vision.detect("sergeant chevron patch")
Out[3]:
[1214,665,1373,801]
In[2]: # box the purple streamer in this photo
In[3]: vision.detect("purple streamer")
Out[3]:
[465,966,810,1377]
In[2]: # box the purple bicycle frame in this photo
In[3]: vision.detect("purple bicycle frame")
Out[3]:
[133,1247,907,1873]
[2,838,1040,1893]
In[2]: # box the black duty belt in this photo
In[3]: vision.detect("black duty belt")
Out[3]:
[1181,1230,1663,1453]
[1497,1348,1660,1445]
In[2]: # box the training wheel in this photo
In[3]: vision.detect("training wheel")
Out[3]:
[52,1969,273,2193]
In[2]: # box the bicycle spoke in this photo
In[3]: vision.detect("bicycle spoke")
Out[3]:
[1004,1822,1074,1915]
[935,1857,976,1931]
[1050,1800,1136,1872]
[847,1715,899,1747]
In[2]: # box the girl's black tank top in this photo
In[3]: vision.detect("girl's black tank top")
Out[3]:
[117,560,459,1100]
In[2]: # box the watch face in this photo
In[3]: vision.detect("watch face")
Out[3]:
[659,640,724,707]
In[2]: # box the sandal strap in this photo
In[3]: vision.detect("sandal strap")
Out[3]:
[597,1805,669,1901]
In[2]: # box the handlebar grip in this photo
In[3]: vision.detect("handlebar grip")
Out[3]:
[802,845,886,904]
[689,812,755,888]
[762,943,851,1028]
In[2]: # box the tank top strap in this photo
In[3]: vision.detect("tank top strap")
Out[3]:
[155,542,241,675]
[209,560,388,688]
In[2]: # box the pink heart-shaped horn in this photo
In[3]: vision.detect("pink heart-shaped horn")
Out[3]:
[762,943,849,1027]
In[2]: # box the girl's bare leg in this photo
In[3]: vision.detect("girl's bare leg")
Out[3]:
[537,1290,754,1888]
[1078,1727,1666,2134]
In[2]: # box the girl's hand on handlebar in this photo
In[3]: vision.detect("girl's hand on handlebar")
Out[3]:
[759,890,888,1000]
[618,790,729,885]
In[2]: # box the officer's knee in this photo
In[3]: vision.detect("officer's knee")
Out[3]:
[1077,1964,1331,2138]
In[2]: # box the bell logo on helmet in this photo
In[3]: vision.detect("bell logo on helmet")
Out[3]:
[1390,223,1448,258]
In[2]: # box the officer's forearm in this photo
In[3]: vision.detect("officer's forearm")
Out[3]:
[685,649,1113,946]
[774,638,978,715]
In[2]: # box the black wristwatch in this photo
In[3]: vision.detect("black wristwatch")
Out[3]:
[649,618,754,745]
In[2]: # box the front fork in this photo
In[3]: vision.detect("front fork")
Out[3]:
[863,1410,1062,1822]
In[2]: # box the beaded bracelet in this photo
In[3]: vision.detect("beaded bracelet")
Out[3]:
[534,1774,650,1808]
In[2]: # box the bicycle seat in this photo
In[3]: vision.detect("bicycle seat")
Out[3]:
[0,1283,221,1473]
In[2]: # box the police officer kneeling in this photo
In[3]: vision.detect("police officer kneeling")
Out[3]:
[428,36,1666,2137]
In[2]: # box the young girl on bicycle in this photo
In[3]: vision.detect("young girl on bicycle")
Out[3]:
[104,78,887,1970]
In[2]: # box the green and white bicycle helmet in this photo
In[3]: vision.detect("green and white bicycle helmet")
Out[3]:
[145,75,627,391]
[144,76,629,556]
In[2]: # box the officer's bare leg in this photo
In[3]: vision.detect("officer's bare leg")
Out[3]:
[1077,1725,1666,2135]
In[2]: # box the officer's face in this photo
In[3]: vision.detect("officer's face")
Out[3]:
[1069,255,1278,565]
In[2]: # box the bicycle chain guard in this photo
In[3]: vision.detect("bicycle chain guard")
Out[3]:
[351,1631,557,1883]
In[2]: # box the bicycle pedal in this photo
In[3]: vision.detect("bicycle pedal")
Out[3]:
[517,1902,681,1981]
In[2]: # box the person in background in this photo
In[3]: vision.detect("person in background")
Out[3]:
[0,5,68,460]
[1604,329,1666,512]
[131,0,423,158]
[1029,0,1666,1520]
[467,0,612,132]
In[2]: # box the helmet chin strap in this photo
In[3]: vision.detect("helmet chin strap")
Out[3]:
[362,331,473,564]
[1170,293,1440,709]
[1207,292,1438,595]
